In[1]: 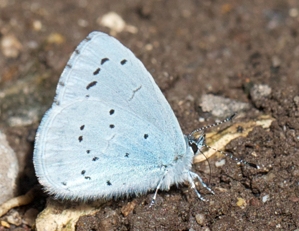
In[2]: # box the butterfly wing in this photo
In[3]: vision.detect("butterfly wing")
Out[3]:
[34,32,187,200]
[56,32,181,142]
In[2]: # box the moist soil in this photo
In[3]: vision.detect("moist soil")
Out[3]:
[0,0,299,230]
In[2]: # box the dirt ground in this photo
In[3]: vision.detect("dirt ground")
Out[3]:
[0,0,299,230]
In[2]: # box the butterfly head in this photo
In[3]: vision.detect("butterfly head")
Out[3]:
[187,131,205,156]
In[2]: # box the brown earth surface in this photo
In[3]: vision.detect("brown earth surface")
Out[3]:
[0,0,299,230]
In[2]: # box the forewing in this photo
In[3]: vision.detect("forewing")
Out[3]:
[55,32,185,151]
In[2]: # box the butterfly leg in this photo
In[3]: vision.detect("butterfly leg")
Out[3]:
[149,170,168,207]
[187,171,214,201]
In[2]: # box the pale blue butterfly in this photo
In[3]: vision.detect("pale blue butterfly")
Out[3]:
[33,31,215,205]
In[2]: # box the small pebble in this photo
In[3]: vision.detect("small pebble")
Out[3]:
[23,208,39,227]
[215,159,226,167]
[263,172,275,182]
[249,198,261,207]
[289,8,299,17]
[99,208,118,229]
[198,117,205,122]
[289,197,299,203]
[27,40,38,49]
[1,220,10,228]
[98,11,137,36]
[250,84,272,102]
[77,18,88,27]
[186,94,194,102]
[32,20,42,31]
[195,213,206,225]
[236,197,246,208]
[0,132,19,205]
[121,200,136,217]
[0,34,23,58]
[262,194,270,203]
[47,33,65,44]
[6,210,22,226]
[200,94,250,118]
[251,151,257,157]
[271,56,281,67]
[144,43,153,51]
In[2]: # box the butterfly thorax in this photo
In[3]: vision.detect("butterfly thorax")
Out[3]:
[158,136,195,191]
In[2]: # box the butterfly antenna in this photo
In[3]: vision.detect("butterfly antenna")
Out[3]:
[203,143,260,169]
[189,114,236,138]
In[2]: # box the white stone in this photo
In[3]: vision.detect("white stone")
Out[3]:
[262,194,270,203]
[215,159,226,167]
[0,132,19,205]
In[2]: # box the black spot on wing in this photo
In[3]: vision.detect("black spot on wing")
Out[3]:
[81,170,86,175]
[107,180,112,186]
[120,59,127,65]
[144,134,148,139]
[78,136,83,142]
[86,81,97,90]
[101,58,109,65]
[80,125,85,130]
[86,150,90,154]
[110,124,115,129]
[125,153,129,157]
[92,157,99,161]
[93,68,100,75]
[109,109,115,115]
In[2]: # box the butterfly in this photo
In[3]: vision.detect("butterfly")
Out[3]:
[34,31,219,205]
